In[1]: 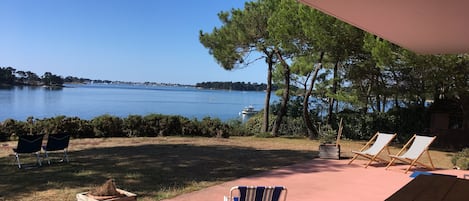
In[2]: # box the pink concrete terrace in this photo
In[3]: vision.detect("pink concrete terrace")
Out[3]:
[163,159,468,201]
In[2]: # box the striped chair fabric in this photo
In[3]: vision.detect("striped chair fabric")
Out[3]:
[230,186,287,201]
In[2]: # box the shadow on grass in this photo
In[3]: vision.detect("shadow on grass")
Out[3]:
[0,144,317,200]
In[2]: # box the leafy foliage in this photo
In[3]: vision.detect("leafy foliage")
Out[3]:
[0,114,250,141]
[0,67,65,86]
[123,115,145,137]
[336,106,429,142]
[199,117,231,138]
[245,112,307,137]
[318,124,337,144]
[451,148,469,170]
[0,119,28,139]
[91,115,124,137]
[195,81,276,91]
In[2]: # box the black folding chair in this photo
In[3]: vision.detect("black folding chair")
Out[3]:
[43,133,70,164]
[13,134,45,168]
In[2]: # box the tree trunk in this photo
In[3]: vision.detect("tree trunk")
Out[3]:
[459,94,469,129]
[262,55,274,133]
[362,84,372,114]
[376,95,381,112]
[327,61,339,124]
[382,96,387,112]
[304,52,324,140]
[272,51,290,137]
[394,95,400,109]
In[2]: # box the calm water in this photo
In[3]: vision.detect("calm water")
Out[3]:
[0,84,276,122]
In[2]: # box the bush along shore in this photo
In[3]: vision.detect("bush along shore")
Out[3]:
[0,104,437,144]
[0,113,315,141]
[0,114,247,140]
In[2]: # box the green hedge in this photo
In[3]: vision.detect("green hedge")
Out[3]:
[0,114,241,141]
[0,104,432,142]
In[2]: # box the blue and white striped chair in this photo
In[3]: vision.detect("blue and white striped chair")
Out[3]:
[229,186,287,201]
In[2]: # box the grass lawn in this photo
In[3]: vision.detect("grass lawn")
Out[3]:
[0,136,456,201]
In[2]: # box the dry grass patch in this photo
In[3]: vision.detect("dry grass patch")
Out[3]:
[0,136,455,201]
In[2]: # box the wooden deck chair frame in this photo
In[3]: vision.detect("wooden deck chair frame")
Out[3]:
[348,132,397,168]
[43,133,70,165]
[12,134,45,169]
[386,134,436,173]
[229,186,287,201]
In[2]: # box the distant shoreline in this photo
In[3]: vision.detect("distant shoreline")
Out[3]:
[1,83,270,122]
[1,67,270,92]
[2,82,273,92]
[195,81,275,92]
[0,83,64,88]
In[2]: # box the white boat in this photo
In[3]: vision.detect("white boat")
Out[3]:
[241,105,258,115]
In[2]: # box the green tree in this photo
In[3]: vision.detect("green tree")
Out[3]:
[200,0,280,134]
[0,67,16,85]
[16,70,27,84]
[350,33,469,131]
[346,34,395,113]
[25,71,41,85]
[268,0,364,138]
[323,22,364,124]
[42,72,64,86]
[266,0,306,136]
[401,53,469,129]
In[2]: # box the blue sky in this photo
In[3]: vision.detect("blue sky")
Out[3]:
[0,0,267,85]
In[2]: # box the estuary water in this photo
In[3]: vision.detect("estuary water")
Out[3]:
[0,84,276,122]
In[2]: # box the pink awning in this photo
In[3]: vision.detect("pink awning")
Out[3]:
[298,0,469,54]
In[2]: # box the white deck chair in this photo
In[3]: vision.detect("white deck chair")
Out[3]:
[386,134,436,173]
[348,132,397,168]
[228,186,287,201]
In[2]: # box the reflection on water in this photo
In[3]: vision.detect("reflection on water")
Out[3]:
[0,84,276,121]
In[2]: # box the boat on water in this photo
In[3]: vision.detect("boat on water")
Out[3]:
[241,105,258,115]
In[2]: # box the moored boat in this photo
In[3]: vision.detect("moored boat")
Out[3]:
[241,105,258,115]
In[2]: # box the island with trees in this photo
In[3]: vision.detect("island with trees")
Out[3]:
[0,67,65,87]
[0,66,193,88]
[195,81,277,91]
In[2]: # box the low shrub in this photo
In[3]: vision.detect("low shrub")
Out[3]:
[278,116,307,137]
[0,119,28,141]
[200,117,230,138]
[244,114,272,135]
[254,132,274,138]
[142,114,166,137]
[91,115,124,137]
[318,124,337,144]
[226,119,252,136]
[123,115,145,137]
[451,148,469,170]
